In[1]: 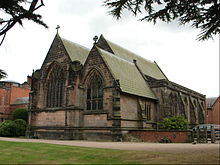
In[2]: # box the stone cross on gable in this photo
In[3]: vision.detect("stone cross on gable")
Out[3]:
[93,35,98,44]
[56,25,60,33]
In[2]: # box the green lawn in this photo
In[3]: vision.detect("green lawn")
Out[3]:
[0,141,218,164]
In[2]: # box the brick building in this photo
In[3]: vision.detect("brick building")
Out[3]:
[206,96,220,125]
[0,80,30,122]
[27,34,206,141]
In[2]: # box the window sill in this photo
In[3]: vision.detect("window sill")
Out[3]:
[83,110,108,115]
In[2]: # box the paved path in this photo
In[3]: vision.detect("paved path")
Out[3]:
[0,137,219,154]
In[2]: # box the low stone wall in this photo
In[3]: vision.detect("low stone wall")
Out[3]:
[128,130,192,143]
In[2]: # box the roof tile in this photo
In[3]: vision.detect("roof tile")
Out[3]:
[97,47,156,99]
[61,37,90,64]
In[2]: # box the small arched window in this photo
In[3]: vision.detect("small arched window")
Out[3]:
[87,74,103,110]
[46,65,64,107]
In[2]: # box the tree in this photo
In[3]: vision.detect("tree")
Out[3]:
[12,108,28,122]
[104,0,220,41]
[0,69,7,80]
[0,0,47,45]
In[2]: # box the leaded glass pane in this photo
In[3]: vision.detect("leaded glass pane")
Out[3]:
[98,100,103,110]
[98,88,103,98]
[87,101,91,110]
[92,100,96,110]
[87,88,91,99]
[93,86,97,98]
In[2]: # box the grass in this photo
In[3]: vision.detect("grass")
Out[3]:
[0,140,219,164]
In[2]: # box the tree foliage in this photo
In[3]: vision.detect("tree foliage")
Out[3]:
[0,120,17,137]
[0,0,47,45]
[0,119,27,137]
[0,69,7,80]
[14,119,27,136]
[104,0,220,41]
[158,115,188,130]
[12,108,28,122]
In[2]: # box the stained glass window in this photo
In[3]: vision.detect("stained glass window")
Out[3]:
[87,74,103,110]
[47,65,64,107]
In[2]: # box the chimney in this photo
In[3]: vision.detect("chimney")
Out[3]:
[27,76,32,87]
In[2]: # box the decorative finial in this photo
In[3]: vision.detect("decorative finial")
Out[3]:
[56,25,60,33]
[93,35,98,44]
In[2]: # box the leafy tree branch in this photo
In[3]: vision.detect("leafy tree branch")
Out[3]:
[104,0,220,41]
[0,69,7,80]
[0,0,47,45]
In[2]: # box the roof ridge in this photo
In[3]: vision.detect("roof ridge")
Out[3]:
[106,39,154,64]
[98,47,134,65]
[103,37,167,80]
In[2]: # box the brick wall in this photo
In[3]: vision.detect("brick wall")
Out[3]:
[0,82,30,121]
[0,88,10,121]
[10,85,30,104]
[212,97,220,125]
[129,130,192,143]
[207,97,220,125]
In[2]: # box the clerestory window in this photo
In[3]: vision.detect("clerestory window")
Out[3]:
[87,74,103,110]
[46,65,64,108]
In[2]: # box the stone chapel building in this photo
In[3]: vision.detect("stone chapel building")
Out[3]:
[26,33,206,141]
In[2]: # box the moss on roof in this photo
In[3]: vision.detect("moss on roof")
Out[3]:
[101,36,167,80]
[60,37,90,65]
[97,47,156,100]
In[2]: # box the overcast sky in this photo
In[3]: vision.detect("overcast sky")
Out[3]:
[0,0,219,98]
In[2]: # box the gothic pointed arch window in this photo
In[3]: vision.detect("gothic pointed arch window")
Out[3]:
[46,64,65,107]
[87,73,103,110]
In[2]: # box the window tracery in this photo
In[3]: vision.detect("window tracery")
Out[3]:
[87,73,103,110]
[46,65,64,107]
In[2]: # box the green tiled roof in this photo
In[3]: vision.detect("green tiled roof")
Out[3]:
[104,37,167,80]
[97,47,156,100]
[61,37,90,64]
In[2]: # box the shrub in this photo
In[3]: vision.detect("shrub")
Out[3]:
[0,119,27,137]
[14,119,27,136]
[158,115,188,130]
[12,108,28,122]
[0,120,17,137]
